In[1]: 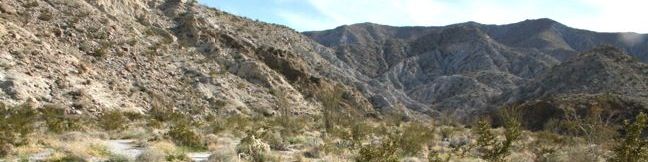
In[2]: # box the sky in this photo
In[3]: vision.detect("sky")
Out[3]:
[199,0,648,33]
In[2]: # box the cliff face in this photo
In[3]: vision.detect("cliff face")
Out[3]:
[0,0,376,117]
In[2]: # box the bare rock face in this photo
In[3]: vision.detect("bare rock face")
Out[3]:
[0,0,373,117]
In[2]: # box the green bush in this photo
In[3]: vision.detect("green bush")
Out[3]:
[0,103,38,149]
[318,86,344,133]
[167,121,205,150]
[208,118,227,134]
[149,96,185,123]
[122,111,145,121]
[166,153,191,161]
[473,108,522,161]
[237,131,272,162]
[0,104,37,156]
[350,121,373,148]
[356,133,400,162]
[398,122,434,156]
[98,110,129,131]
[41,105,83,133]
[560,106,618,144]
[51,154,85,162]
[610,112,648,162]
[260,129,288,151]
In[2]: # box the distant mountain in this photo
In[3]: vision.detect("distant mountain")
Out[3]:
[305,19,648,117]
[504,46,648,130]
[510,46,648,102]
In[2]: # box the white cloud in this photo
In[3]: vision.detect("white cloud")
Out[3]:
[278,0,648,33]
[569,0,648,33]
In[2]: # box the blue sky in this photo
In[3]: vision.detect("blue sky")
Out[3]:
[199,0,648,33]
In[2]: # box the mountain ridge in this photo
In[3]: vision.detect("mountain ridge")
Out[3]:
[305,18,648,117]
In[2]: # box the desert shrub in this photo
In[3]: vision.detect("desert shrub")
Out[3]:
[440,126,456,140]
[92,47,109,58]
[350,121,373,148]
[0,103,38,151]
[543,145,601,162]
[166,153,191,162]
[474,107,521,161]
[260,129,288,151]
[23,1,39,8]
[356,133,401,162]
[610,112,648,162]
[149,96,185,123]
[41,105,83,133]
[318,85,344,133]
[0,143,14,157]
[561,106,618,145]
[167,121,205,150]
[237,131,272,162]
[122,111,145,121]
[531,131,564,161]
[303,146,323,158]
[223,115,254,135]
[146,118,164,129]
[98,110,129,131]
[270,89,312,136]
[38,10,53,21]
[50,154,85,162]
[474,120,496,156]
[398,122,435,156]
[428,150,451,162]
[208,121,226,135]
[447,136,473,158]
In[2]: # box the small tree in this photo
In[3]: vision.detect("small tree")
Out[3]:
[474,107,522,161]
[610,112,648,162]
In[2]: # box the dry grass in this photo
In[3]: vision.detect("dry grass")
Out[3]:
[136,140,192,162]
[39,132,111,161]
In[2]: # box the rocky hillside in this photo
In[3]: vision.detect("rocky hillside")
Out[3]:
[502,46,648,129]
[510,46,648,103]
[0,0,376,117]
[0,0,646,120]
[305,19,648,117]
